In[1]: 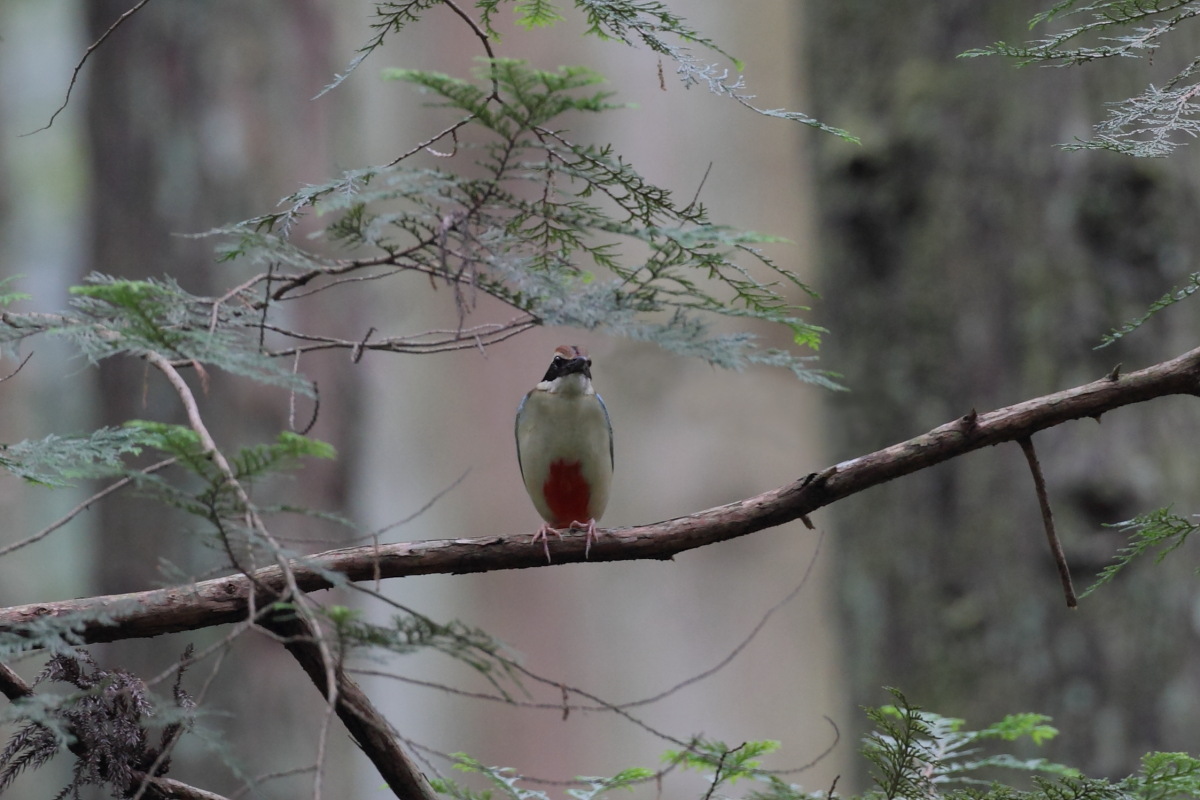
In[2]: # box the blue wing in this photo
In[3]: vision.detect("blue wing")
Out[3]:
[514,391,530,482]
[596,392,614,471]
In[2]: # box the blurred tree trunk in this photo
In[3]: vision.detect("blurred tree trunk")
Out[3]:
[807,0,1200,778]
[84,0,353,592]
[83,2,364,793]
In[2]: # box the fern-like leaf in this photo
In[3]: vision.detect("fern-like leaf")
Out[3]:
[1083,507,1198,597]
[1098,272,1200,346]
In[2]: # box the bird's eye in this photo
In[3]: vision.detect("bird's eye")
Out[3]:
[552,356,564,363]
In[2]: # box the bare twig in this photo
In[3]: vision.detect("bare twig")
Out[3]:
[368,468,471,541]
[0,458,177,558]
[260,316,537,357]
[268,267,402,303]
[441,0,500,99]
[25,0,155,135]
[342,582,698,751]
[388,117,474,165]
[312,681,337,800]
[700,745,741,800]
[621,532,824,709]
[230,767,317,800]
[343,541,838,780]
[1018,437,1078,608]
[208,272,267,334]
[143,353,300,586]
[0,352,34,383]
[683,161,714,214]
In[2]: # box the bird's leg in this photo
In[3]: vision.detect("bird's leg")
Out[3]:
[531,523,563,563]
[568,518,600,558]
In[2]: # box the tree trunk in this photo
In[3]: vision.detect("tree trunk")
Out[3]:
[807,0,1200,778]
[82,2,363,794]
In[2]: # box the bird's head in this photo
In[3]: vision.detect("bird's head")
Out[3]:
[537,345,594,395]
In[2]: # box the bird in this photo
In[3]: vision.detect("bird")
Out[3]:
[515,345,613,561]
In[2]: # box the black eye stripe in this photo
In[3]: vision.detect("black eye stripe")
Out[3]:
[540,353,592,382]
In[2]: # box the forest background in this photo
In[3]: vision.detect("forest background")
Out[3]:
[2,1,1200,798]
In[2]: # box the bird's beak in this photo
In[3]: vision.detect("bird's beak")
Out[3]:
[563,357,591,378]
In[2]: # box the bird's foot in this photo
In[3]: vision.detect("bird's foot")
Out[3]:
[531,523,563,563]
[567,518,600,559]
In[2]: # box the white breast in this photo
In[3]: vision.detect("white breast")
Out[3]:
[515,388,613,524]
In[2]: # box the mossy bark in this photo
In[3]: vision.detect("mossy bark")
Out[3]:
[806,0,1200,776]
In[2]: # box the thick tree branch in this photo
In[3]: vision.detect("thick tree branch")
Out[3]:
[0,661,31,702]
[3,345,1199,644]
[261,611,439,800]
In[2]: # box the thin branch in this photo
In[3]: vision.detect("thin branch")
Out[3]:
[142,353,313,593]
[702,745,743,800]
[260,316,537,357]
[230,767,317,800]
[0,458,177,558]
[141,622,247,694]
[683,161,714,215]
[340,582,698,751]
[260,609,438,800]
[24,0,155,135]
[209,271,269,334]
[0,351,34,383]
[342,541,839,781]
[367,468,471,541]
[1018,437,1078,608]
[620,531,825,710]
[267,267,403,304]
[387,116,474,166]
[142,350,342,742]
[441,0,500,100]
[765,716,842,776]
[4,346,1200,644]
[312,685,337,800]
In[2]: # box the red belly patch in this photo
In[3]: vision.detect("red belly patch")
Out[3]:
[543,459,591,527]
